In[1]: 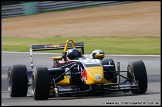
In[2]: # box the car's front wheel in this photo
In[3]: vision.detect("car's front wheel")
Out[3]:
[127,60,148,94]
[32,67,49,100]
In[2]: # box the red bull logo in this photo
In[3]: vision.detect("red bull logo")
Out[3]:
[82,69,87,81]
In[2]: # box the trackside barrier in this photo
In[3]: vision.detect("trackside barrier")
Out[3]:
[2,1,135,18]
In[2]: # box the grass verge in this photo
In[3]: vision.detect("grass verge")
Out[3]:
[2,36,160,55]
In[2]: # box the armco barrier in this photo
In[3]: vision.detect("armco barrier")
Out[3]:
[2,1,135,18]
[2,4,24,17]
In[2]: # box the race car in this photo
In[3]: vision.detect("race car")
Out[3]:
[8,40,148,100]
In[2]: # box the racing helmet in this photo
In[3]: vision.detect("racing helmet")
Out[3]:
[90,50,105,60]
[66,49,81,60]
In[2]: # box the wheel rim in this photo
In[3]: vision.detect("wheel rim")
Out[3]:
[8,70,12,93]
[127,66,132,81]
[127,65,138,85]
[32,74,35,94]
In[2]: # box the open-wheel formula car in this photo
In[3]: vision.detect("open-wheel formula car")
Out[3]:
[8,40,148,100]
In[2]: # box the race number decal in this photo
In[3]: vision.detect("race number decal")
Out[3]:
[82,59,100,64]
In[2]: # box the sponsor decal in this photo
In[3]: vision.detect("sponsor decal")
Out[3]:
[94,74,101,80]
[44,44,64,48]
[65,68,70,74]
[82,69,87,81]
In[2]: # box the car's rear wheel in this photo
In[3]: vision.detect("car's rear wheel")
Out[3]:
[8,65,28,97]
[127,60,148,94]
[32,67,49,100]
[101,58,117,83]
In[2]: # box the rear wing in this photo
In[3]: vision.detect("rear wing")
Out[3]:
[30,40,84,69]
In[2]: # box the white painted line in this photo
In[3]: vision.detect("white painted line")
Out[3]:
[2,51,160,57]
[1,104,8,106]
[105,55,161,57]
[2,51,60,55]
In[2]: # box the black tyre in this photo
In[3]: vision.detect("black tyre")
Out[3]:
[101,58,117,83]
[32,67,49,100]
[8,65,28,97]
[127,60,148,94]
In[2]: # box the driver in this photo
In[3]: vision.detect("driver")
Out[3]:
[90,50,105,60]
[66,48,81,60]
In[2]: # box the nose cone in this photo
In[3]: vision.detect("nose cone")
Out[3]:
[84,66,104,85]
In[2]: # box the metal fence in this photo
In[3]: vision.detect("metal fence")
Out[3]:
[2,1,134,18]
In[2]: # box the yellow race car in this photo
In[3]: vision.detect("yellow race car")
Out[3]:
[8,40,148,100]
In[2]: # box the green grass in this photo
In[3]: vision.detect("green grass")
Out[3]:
[2,36,160,55]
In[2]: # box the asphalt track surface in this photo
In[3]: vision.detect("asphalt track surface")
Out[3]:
[1,52,161,106]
